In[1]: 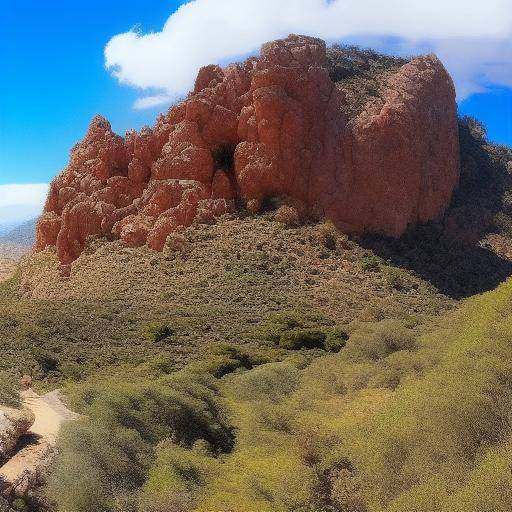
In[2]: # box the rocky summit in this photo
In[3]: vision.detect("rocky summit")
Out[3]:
[35,34,460,265]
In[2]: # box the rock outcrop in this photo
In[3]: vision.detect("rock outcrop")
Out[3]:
[36,35,459,265]
[0,407,34,461]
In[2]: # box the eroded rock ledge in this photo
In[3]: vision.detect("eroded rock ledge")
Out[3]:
[36,35,460,265]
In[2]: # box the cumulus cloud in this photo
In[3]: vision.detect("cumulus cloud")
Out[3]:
[0,184,49,225]
[105,0,512,108]
[133,94,173,110]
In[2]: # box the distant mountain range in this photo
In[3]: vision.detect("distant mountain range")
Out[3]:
[0,218,37,247]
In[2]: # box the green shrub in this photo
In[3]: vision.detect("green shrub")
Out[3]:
[32,347,59,374]
[47,419,152,512]
[187,356,242,378]
[11,498,28,511]
[324,327,349,353]
[279,328,326,350]
[227,362,301,403]
[360,253,381,272]
[142,441,217,500]
[142,323,174,343]
[257,310,334,347]
[187,344,283,378]
[0,372,21,408]
[343,320,417,361]
[206,343,279,369]
[49,372,234,512]
[384,267,407,290]
[257,311,311,343]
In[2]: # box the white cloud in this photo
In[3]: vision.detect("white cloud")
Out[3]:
[105,0,512,107]
[133,94,173,110]
[0,184,49,225]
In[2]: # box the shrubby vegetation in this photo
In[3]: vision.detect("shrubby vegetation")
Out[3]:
[141,323,175,343]
[257,310,349,353]
[47,276,512,511]
[47,367,234,512]
[0,371,21,408]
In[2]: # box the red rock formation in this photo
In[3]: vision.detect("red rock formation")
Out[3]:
[36,35,460,265]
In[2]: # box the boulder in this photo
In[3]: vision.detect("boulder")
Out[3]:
[0,407,34,460]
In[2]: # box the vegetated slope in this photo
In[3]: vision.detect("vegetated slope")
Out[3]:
[2,214,451,387]
[45,270,512,512]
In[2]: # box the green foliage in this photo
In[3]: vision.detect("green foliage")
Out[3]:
[48,370,233,512]
[257,311,347,352]
[384,267,407,290]
[187,343,283,378]
[360,253,381,272]
[257,310,329,344]
[47,419,151,512]
[226,361,301,404]
[11,498,28,512]
[343,320,417,361]
[0,372,21,408]
[141,441,218,510]
[279,328,326,350]
[141,323,174,343]
[324,327,349,353]
[32,347,59,374]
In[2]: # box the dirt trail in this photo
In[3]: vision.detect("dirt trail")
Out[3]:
[0,390,78,497]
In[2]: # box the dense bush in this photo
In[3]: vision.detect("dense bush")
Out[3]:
[343,320,417,361]
[226,361,301,404]
[0,372,21,408]
[187,343,282,378]
[142,323,174,343]
[257,311,348,352]
[360,253,381,272]
[48,370,233,512]
[324,327,349,353]
[140,442,217,512]
[279,328,326,350]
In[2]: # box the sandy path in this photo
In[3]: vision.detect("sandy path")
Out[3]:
[0,390,78,495]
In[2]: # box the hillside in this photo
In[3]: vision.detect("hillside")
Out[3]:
[47,273,512,512]
[0,214,453,388]
[1,39,512,512]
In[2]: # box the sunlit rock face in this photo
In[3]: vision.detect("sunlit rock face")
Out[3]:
[36,35,459,265]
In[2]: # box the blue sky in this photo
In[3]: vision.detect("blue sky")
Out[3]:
[1,0,512,223]
[1,1,182,186]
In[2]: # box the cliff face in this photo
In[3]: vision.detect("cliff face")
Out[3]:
[35,35,460,265]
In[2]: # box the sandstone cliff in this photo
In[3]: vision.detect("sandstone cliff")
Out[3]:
[36,35,459,265]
